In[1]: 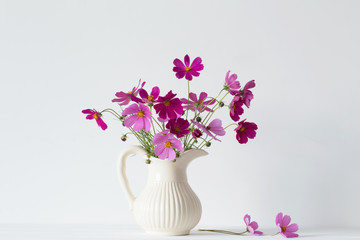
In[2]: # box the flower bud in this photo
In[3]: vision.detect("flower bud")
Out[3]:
[219,101,225,107]
[205,141,211,147]
[145,159,151,164]
[196,116,202,122]
[121,135,127,142]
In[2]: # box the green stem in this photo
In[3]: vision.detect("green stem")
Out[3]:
[198,229,247,235]
[100,108,122,119]
[272,232,280,236]
[224,123,238,130]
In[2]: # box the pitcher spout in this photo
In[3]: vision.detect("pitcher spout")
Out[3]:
[179,148,208,167]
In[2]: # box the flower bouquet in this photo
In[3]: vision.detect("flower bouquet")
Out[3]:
[82,54,258,161]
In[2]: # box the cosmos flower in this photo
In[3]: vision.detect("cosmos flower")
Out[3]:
[275,212,299,238]
[122,103,152,132]
[173,54,204,81]
[153,131,184,160]
[82,109,107,130]
[229,95,244,121]
[154,90,183,120]
[138,86,160,104]
[166,118,191,138]
[224,70,241,95]
[241,80,255,108]
[181,92,215,113]
[234,119,257,144]
[191,119,225,141]
[244,214,263,236]
[112,79,145,106]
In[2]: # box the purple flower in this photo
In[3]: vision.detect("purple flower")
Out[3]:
[112,79,145,106]
[244,214,263,236]
[173,54,204,81]
[224,70,240,95]
[229,95,244,121]
[234,119,257,144]
[153,131,184,160]
[154,91,183,120]
[241,80,255,108]
[192,128,202,139]
[181,92,215,113]
[122,103,152,132]
[191,119,225,141]
[82,109,107,130]
[276,212,299,238]
[166,118,191,138]
[138,86,160,104]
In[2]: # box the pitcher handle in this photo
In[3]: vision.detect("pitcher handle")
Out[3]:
[117,145,147,211]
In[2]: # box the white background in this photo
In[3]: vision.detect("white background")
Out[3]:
[1,0,359,230]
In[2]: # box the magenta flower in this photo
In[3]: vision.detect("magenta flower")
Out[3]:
[192,128,202,139]
[181,92,215,113]
[244,214,263,236]
[276,212,299,238]
[224,70,241,95]
[153,131,184,160]
[122,103,152,132]
[234,119,257,144]
[229,95,244,121]
[138,86,160,104]
[241,80,255,108]
[166,118,191,138]
[154,91,183,120]
[173,54,204,81]
[191,119,225,141]
[112,79,145,106]
[82,109,108,130]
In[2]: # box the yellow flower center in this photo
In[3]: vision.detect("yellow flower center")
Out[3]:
[137,110,144,117]
[281,226,287,232]
[165,141,172,148]
[174,126,180,132]
[206,126,211,130]
[93,114,98,119]
[240,126,246,132]
[128,91,132,94]
[164,100,170,106]
[148,95,154,101]
[185,67,191,72]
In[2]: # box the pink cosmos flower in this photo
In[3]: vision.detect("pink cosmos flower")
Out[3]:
[122,103,152,132]
[192,128,202,139]
[82,109,107,130]
[173,54,204,81]
[112,79,145,106]
[166,118,191,138]
[276,212,299,238]
[224,70,241,95]
[181,92,215,113]
[153,131,184,160]
[244,214,263,236]
[234,119,257,144]
[230,95,244,121]
[191,119,225,141]
[154,91,183,120]
[137,86,160,104]
[241,80,255,108]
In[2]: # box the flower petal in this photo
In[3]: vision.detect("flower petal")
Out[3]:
[123,115,138,128]
[249,221,258,231]
[133,118,144,131]
[184,55,190,66]
[173,58,185,68]
[154,144,166,158]
[167,148,176,161]
[122,103,139,115]
[282,215,291,227]
[244,214,251,225]
[286,223,299,233]
[282,232,299,238]
[276,212,283,225]
[96,117,108,130]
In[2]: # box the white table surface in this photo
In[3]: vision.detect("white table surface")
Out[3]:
[0,225,359,240]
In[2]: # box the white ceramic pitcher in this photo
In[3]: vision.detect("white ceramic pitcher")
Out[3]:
[117,145,208,235]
